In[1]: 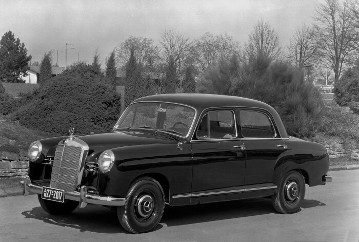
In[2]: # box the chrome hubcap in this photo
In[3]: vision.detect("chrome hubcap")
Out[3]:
[136,194,154,218]
[285,181,299,201]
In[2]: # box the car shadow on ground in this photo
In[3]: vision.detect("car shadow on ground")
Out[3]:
[21,198,325,233]
[162,198,326,227]
[301,198,326,209]
[21,205,129,234]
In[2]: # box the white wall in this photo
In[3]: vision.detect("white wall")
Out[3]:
[20,71,37,84]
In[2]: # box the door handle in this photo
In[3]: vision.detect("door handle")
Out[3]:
[233,144,246,151]
[277,144,288,149]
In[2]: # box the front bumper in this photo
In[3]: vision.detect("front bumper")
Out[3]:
[27,183,126,208]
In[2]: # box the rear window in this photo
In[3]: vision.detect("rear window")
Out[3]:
[239,110,276,138]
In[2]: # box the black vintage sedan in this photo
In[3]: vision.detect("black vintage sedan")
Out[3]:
[27,93,331,233]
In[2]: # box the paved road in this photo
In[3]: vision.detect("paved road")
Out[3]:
[0,169,358,242]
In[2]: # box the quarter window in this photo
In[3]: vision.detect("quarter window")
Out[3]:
[196,110,236,140]
[239,110,276,138]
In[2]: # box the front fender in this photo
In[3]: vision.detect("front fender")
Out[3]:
[98,143,193,203]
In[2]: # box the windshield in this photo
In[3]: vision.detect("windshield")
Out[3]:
[114,102,196,137]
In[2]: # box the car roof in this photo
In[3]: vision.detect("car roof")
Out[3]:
[135,93,289,139]
[135,93,271,110]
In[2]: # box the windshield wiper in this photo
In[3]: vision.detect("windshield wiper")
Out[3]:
[113,126,131,131]
[115,126,153,131]
[161,129,183,136]
[154,129,182,141]
[138,126,152,129]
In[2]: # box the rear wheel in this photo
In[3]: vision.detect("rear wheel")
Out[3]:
[38,195,79,215]
[272,171,305,214]
[117,177,165,233]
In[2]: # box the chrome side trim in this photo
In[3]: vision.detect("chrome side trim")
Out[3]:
[28,183,125,207]
[238,137,290,141]
[172,185,277,199]
[244,185,277,192]
[172,193,192,199]
[190,137,289,143]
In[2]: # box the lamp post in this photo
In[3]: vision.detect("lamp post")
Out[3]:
[50,49,59,66]
[65,43,75,68]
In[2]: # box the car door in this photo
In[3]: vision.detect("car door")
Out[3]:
[237,108,287,185]
[191,109,246,195]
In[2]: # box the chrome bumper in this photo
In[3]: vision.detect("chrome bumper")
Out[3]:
[27,183,126,208]
[323,175,332,183]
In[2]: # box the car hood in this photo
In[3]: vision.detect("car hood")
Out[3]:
[79,131,174,153]
[41,131,175,156]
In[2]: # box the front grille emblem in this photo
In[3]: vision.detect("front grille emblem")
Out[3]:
[69,127,75,140]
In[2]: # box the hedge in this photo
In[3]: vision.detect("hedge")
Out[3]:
[10,63,122,135]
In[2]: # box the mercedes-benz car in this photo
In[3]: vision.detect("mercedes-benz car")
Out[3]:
[27,93,331,233]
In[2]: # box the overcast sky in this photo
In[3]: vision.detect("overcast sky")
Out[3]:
[0,0,321,67]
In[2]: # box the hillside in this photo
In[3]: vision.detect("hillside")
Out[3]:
[0,114,52,161]
[309,101,359,167]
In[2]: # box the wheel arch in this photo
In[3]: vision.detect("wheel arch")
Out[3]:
[273,160,311,185]
[132,173,170,203]
[293,169,309,185]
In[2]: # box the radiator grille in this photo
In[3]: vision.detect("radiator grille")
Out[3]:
[50,143,84,191]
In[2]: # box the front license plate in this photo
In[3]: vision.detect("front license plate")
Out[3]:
[41,187,65,203]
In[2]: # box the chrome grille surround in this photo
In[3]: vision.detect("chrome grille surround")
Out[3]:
[50,137,89,192]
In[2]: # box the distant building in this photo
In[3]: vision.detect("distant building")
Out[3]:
[19,68,38,84]
[20,65,65,84]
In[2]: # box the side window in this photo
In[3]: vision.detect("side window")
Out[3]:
[196,110,236,140]
[239,110,276,138]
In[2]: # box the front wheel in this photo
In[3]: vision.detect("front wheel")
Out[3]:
[38,195,79,215]
[272,171,305,214]
[117,177,165,233]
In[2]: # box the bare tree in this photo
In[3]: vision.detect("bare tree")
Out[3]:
[350,0,359,25]
[115,36,160,72]
[195,32,240,72]
[288,25,318,68]
[245,21,281,60]
[160,30,193,77]
[315,0,359,83]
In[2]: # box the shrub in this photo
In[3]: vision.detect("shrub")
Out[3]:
[334,63,359,106]
[256,62,324,138]
[0,144,20,153]
[0,93,19,115]
[10,63,122,135]
[349,101,359,114]
[319,103,359,141]
[0,82,5,93]
[202,55,323,138]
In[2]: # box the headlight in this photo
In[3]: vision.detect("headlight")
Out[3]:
[98,150,115,173]
[28,141,43,161]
